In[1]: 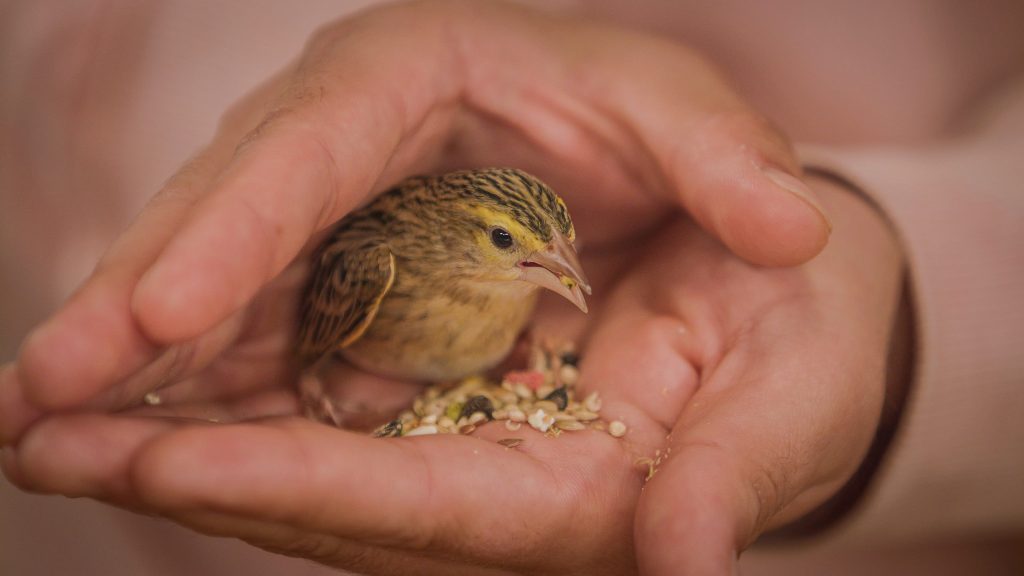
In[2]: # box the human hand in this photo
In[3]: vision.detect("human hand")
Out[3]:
[0,0,857,573]
[2,176,902,575]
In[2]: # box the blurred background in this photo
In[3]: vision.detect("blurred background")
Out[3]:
[2,1,1022,574]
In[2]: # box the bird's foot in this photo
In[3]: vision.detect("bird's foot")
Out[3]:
[300,373,344,427]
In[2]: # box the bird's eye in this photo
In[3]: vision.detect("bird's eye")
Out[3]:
[490,227,513,249]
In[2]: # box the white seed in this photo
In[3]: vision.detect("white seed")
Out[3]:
[505,420,522,431]
[556,420,586,431]
[438,416,456,429]
[533,400,559,414]
[492,409,509,420]
[498,391,519,406]
[552,412,577,422]
[514,383,533,399]
[573,410,599,422]
[508,409,527,423]
[583,392,602,413]
[420,414,438,425]
[528,409,555,432]
[559,364,579,385]
[143,392,162,406]
[468,412,488,426]
[406,425,439,436]
[608,420,627,438]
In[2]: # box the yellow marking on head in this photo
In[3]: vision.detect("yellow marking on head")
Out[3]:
[467,205,549,255]
[554,196,576,241]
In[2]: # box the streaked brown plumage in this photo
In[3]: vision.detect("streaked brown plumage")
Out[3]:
[297,168,590,382]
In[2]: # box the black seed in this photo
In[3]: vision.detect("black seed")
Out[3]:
[460,395,495,420]
[560,352,580,367]
[543,387,569,411]
[373,419,403,438]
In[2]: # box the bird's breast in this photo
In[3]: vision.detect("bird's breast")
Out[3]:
[340,274,538,382]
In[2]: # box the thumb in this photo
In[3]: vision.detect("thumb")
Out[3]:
[635,437,785,576]
[575,25,832,266]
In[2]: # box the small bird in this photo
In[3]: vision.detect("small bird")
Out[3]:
[297,168,591,383]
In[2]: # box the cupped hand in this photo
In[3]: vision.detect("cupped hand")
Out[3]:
[3,177,901,575]
[0,0,866,574]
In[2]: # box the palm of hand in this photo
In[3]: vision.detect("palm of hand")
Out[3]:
[7,193,898,576]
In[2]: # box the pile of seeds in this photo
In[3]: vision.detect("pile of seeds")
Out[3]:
[372,344,627,440]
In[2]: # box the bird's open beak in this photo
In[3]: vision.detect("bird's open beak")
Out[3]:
[519,233,591,313]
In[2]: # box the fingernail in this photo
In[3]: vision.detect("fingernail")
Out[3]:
[763,167,832,232]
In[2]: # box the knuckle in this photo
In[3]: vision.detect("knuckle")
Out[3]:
[743,448,801,540]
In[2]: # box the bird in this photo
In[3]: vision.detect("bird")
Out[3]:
[296,167,591,385]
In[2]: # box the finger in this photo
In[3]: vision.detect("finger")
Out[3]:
[7,388,300,501]
[634,320,882,575]
[464,12,830,266]
[1,151,221,445]
[130,7,464,344]
[1,71,304,444]
[8,414,178,501]
[128,417,635,565]
[152,511,512,575]
[588,36,831,266]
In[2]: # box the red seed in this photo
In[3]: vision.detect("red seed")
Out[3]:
[504,370,545,390]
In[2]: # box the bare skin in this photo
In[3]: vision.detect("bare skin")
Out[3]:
[0,2,902,575]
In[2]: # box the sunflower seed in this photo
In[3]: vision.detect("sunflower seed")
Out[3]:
[373,419,403,438]
[543,387,569,410]
[460,395,494,421]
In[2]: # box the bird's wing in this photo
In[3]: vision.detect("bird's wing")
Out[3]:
[297,239,396,362]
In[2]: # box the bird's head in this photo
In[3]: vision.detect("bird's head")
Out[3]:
[443,168,591,313]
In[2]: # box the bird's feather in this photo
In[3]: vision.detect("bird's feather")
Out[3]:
[298,238,396,362]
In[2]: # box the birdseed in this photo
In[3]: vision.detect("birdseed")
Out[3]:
[369,342,624,442]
